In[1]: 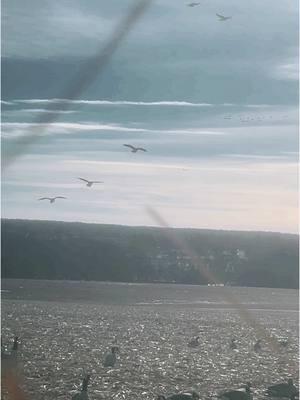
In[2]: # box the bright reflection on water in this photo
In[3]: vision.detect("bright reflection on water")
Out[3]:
[1,281,299,400]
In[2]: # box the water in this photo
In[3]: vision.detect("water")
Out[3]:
[1,280,299,400]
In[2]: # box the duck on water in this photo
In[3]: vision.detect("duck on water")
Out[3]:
[229,338,237,350]
[218,383,252,400]
[188,336,200,348]
[267,379,298,399]
[72,375,91,400]
[157,391,200,400]
[1,336,19,367]
[103,346,119,367]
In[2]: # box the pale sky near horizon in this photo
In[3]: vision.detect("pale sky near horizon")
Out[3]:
[1,0,299,233]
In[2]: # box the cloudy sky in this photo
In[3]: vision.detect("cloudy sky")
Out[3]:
[1,0,299,232]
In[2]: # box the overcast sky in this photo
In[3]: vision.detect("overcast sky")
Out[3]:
[1,0,299,232]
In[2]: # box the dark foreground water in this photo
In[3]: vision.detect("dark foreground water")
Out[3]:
[1,280,299,400]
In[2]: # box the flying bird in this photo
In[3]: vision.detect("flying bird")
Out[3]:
[216,13,232,21]
[267,379,298,399]
[38,196,67,204]
[123,144,147,153]
[72,375,91,400]
[187,2,201,7]
[77,178,103,187]
[218,383,252,400]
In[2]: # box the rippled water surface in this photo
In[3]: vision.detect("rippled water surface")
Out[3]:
[1,280,299,400]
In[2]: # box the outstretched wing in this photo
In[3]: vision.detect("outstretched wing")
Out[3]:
[78,177,89,183]
[92,181,104,184]
[38,197,50,201]
[123,144,135,150]
[216,13,225,19]
[137,147,147,152]
[55,196,67,199]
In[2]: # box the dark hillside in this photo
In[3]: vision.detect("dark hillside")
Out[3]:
[1,219,298,288]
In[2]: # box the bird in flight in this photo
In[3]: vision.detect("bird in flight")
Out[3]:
[123,144,147,153]
[77,177,103,187]
[38,196,67,204]
[187,2,201,7]
[216,13,232,21]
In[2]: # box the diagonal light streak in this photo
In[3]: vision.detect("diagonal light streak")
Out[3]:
[146,206,296,356]
[2,0,152,169]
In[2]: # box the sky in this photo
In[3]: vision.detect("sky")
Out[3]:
[1,0,299,233]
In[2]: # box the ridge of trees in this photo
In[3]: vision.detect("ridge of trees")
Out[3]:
[1,219,298,289]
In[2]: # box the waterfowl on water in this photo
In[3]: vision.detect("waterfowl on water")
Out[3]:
[254,339,262,351]
[157,391,200,400]
[188,336,200,348]
[72,375,91,400]
[103,346,119,367]
[229,338,237,350]
[1,336,19,370]
[218,383,252,400]
[278,339,289,347]
[267,379,298,399]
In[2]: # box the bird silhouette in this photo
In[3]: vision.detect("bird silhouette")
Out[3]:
[267,379,298,399]
[103,346,119,367]
[229,338,237,350]
[188,336,200,348]
[123,144,147,153]
[72,375,91,400]
[38,196,67,203]
[1,336,19,371]
[77,178,103,187]
[216,13,232,21]
[254,339,262,351]
[278,338,289,347]
[157,392,200,400]
[218,383,252,400]
[187,2,201,7]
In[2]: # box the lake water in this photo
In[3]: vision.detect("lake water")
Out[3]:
[1,280,299,400]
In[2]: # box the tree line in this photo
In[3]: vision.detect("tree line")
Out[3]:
[1,219,298,288]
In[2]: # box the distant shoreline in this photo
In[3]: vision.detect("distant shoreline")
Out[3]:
[2,277,299,291]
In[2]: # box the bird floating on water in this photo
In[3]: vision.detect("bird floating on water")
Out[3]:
[77,177,104,187]
[187,2,201,7]
[229,338,237,350]
[218,383,252,400]
[38,196,67,203]
[72,375,91,400]
[267,379,298,399]
[278,339,289,347]
[216,13,232,21]
[123,144,147,153]
[254,339,262,351]
[188,336,200,348]
[1,336,19,370]
[157,391,200,400]
[103,346,119,367]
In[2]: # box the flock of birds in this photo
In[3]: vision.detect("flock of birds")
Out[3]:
[37,144,146,203]
[1,335,297,400]
[2,1,297,399]
[187,2,232,21]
